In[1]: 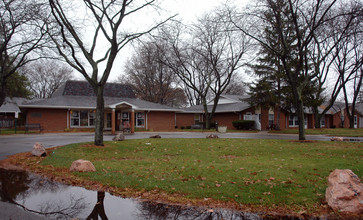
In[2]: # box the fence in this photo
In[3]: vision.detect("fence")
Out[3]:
[0,119,15,128]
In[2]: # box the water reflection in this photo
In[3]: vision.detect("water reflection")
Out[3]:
[0,168,270,219]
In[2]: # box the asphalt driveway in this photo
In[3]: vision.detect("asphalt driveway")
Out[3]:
[0,131,336,160]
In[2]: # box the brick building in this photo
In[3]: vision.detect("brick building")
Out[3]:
[17,81,362,132]
[20,80,178,133]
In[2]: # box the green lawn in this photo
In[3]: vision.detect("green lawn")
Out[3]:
[0,129,35,135]
[270,128,363,137]
[38,138,363,213]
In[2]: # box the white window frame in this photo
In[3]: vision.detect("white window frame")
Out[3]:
[70,110,95,128]
[136,112,145,128]
[268,114,274,125]
[289,115,299,127]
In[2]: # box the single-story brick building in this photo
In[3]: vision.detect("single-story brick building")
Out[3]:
[17,81,362,132]
[19,80,178,133]
[175,94,362,130]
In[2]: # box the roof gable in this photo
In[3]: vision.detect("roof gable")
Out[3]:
[53,80,136,98]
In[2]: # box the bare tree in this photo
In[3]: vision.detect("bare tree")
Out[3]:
[48,0,175,145]
[121,41,187,107]
[223,74,247,95]
[161,9,250,128]
[308,0,362,128]
[232,0,360,140]
[0,0,49,106]
[340,31,363,128]
[21,60,73,98]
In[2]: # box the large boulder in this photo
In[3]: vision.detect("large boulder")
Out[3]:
[32,142,47,157]
[325,169,363,213]
[70,159,96,172]
[112,133,125,141]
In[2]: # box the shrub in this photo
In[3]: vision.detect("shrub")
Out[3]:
[175,126,178,129]
[186,126,191,129]
[196,121,217,129]
[330,125,336,129]
[181,126,185,129]
[232,120,255,130]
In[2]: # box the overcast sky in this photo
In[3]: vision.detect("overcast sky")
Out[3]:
[73,0,245,82]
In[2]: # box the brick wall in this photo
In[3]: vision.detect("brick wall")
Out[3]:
[175,113,195,128]
[260,108,269,130]
[213,112,240,130]
[147,111,176,131]
[27,108,67,132]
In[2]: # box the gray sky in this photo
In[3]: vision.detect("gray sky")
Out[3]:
[73,0,242,82]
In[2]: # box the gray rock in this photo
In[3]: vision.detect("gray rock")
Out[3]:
[32,142,46,157]
[112,133,125,141]
[206,134,219,139]
[325,169,363,213]
[331,137,344,141]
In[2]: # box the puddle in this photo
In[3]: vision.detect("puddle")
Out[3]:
[0,168,270,220]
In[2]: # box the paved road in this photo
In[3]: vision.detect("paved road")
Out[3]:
[0,131,338,160]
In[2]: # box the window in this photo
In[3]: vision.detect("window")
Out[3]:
[80,110,89,126]
[136,112,145,127]
[320,117,325,127]
[71,111,80,126]
[89,111,95,126]
[30,112,42,118]
[122,112,129,124]
[71,110,95,127]
[194,114,200,124]
[289,115,299,127]
[268,114,274,125]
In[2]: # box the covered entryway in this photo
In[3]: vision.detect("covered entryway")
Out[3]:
[108,102,135,135]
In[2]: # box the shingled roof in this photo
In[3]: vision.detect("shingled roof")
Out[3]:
[52,80,136,98]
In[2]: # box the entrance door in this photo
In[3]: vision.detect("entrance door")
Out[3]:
[105,113,112,130]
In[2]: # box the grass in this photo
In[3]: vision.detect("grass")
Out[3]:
[270,128,363,137]
[35,138,363,214]
[0,129,35,135]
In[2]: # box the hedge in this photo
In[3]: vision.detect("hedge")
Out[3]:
[232,120,255,130]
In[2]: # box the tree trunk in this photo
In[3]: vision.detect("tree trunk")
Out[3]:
[349,111,355,128]
[296,98,306,140]
[95,86,105,146]
[0,77,6,106]
[314,106,321,128]
[275,105,281,130]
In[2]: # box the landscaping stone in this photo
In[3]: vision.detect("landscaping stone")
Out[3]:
[32,142,46,157]
[331,137,343,141]
[112,133,125,141]
[149,134,161,138]
[70,159,96,172]
[206,134,219,139]
[325,169,363,213]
